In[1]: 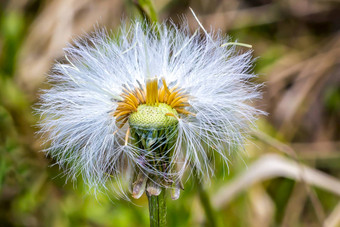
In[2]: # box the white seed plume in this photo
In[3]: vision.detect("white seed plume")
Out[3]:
[37,20,263,197]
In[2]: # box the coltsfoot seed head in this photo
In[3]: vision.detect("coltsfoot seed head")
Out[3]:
[37,17,264,199]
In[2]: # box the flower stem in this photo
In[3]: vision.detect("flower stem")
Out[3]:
[147,189,167,227]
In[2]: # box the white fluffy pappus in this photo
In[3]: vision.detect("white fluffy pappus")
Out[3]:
[37,19,263,198]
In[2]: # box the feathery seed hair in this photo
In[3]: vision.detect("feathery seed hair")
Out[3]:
[37,19,262,199]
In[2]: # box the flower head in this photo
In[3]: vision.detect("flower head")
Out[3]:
[38,19,262,199]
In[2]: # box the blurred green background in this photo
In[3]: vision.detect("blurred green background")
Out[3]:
[1,0,340,226]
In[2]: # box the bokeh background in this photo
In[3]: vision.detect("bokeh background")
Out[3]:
[1,0,340,226]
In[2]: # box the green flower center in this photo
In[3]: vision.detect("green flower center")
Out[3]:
[128,103,178,130]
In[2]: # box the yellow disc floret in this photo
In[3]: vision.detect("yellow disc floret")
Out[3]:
[113,77,195,129]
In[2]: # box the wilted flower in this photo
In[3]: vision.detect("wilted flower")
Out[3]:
[38,19,262,200]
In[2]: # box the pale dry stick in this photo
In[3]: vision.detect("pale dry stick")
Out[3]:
[248,185,275,227]
[324,201,340,227]
[212,154,340,209]
[252,130,326,223]
[281,183,308,226]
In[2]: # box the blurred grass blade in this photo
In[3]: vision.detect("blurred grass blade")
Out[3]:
[134,0,158,23]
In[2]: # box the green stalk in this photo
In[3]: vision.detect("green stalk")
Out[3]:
[197,182,217,227]
[147,188,167,227]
